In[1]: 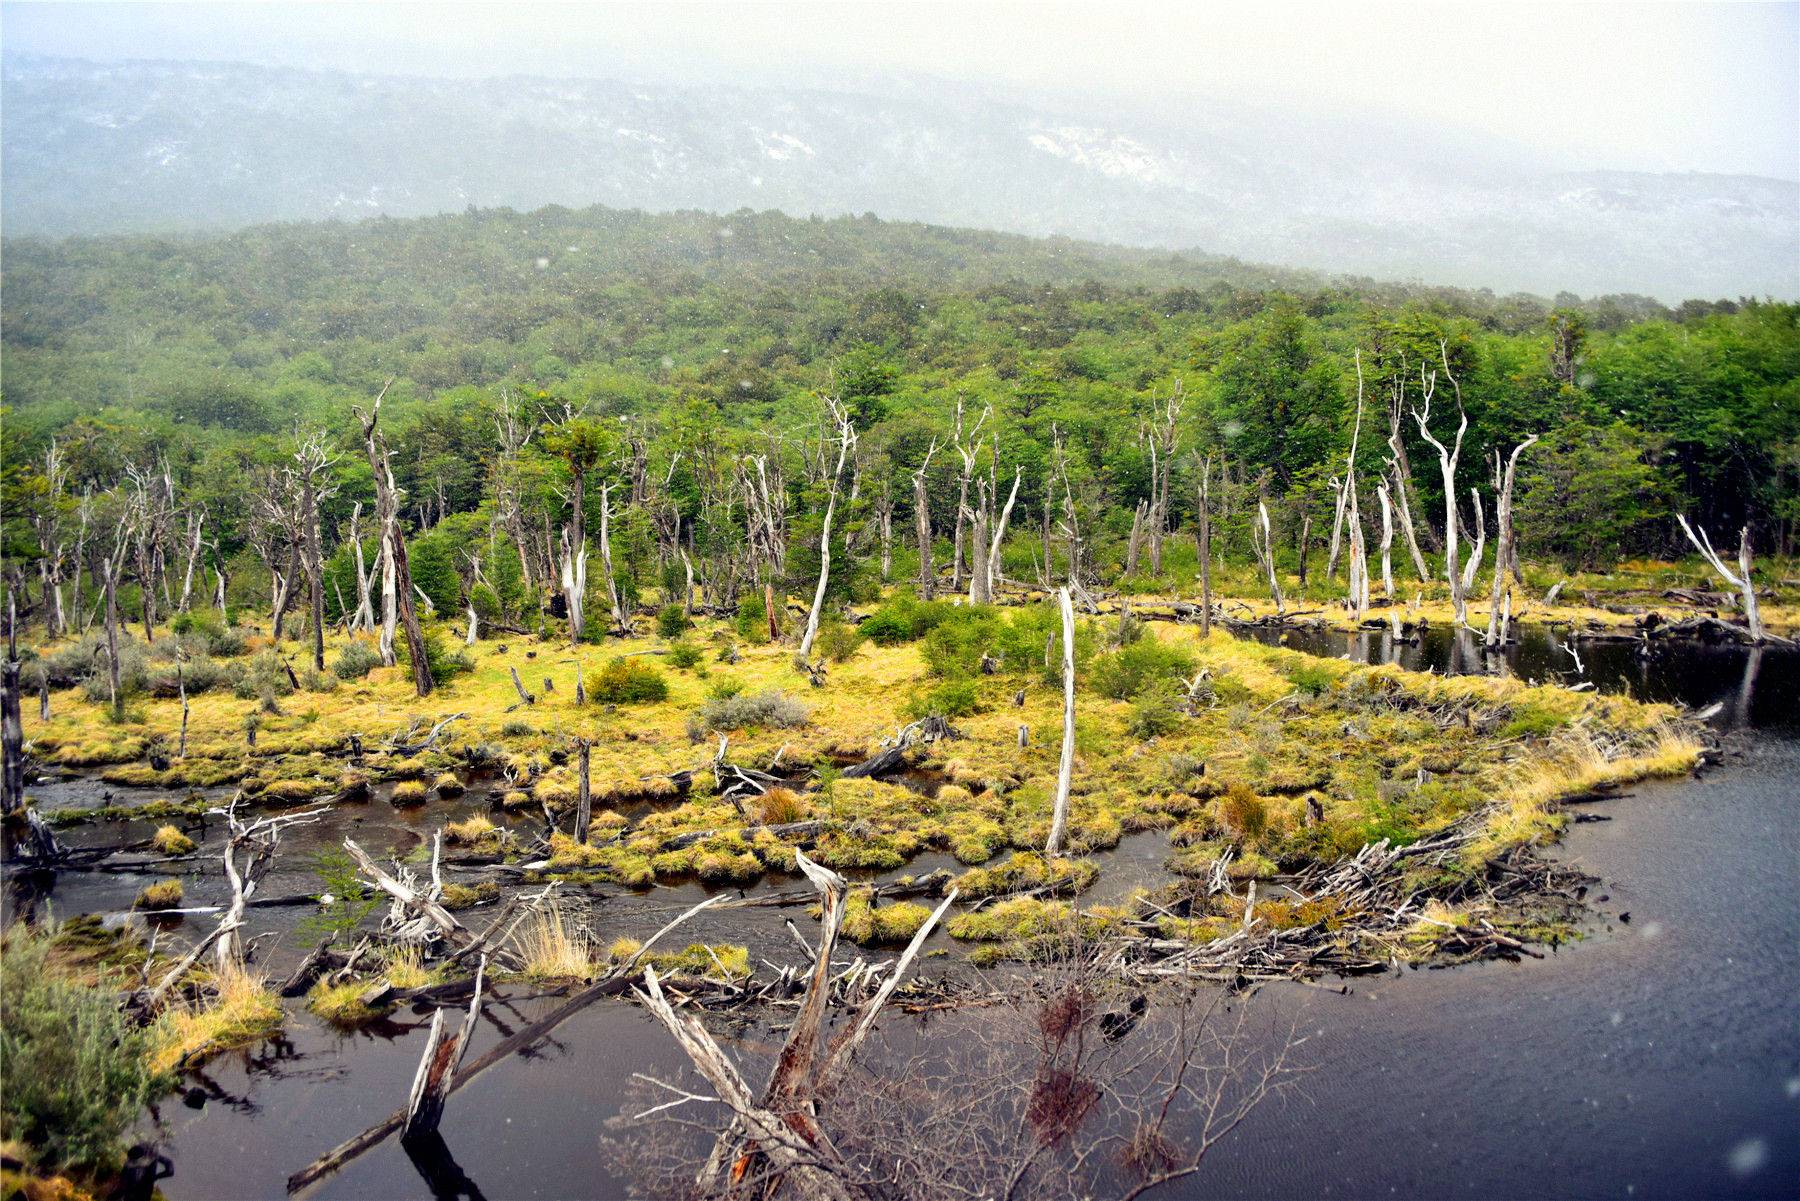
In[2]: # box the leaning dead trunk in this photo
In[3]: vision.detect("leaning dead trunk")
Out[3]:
[1677,517,1765,642]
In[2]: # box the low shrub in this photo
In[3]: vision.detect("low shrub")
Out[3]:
[1089,635,1196,700]
[666,640,704,669]
[816,619,865,663]
[657,604,689,638]
[902,678,983,720]
[0,925,169,1172]
[685,688,810,737]
[399,627,475,687]
[588,657,670,704]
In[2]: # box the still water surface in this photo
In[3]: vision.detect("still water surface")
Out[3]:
[74,630,1800,1197]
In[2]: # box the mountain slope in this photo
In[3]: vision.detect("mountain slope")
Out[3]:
[3,55,1793,301]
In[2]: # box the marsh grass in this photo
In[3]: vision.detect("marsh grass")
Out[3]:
[511,906,597,980]
[151,965,282,1074]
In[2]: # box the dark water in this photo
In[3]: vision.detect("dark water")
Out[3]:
[20,629,1800,1198]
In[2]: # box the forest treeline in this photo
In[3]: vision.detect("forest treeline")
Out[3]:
[2,201,1795,662]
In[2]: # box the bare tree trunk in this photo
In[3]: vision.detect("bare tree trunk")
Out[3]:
[1376,483,1396,600]
[1,599,24,814]
[1411,346,1469,623]
[966,485,992,605]
[986,467,1021,598]
[1253,501,1284,613]
[597,483,625,636]
[1045,587,1076,857]
[355,384,431,695]
[801,400,855,657]
[1460,489,1487,596]
[1125,499,1146,578]
[1677,517,1765,642]
[1196,458,1213,637]
[103,556,124,722]
[912,444,940,601]
[177,507,206,614]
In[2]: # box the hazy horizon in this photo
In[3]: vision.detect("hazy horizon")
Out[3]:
[5,0,1796,183]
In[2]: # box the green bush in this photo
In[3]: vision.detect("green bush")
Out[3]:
[1125,684,1185,740]
[860,595,956,645]
[1288,661,1336,696]
[0,925,169,1172]
[902,678,983,720]
[666,640,704,669]
[332,640,384,680]
[657,604,689,638]
[588,657,670,704]
[816,619,866,662]
[920,606,1007,678]
[1088,635,1196,700]
[398,627,475,686]
[735,592,774,644]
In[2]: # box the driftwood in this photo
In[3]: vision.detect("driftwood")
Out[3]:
[287,894,726,1192]
[384,712,467,756]
[276,934,339,998]
[343,838,471,949]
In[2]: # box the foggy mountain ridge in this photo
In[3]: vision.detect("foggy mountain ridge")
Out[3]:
[3,53,1794,302]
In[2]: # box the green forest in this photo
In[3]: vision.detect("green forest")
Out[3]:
[2,201,1796,648]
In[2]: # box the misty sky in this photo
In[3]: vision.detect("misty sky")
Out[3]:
[4,1,1796,181]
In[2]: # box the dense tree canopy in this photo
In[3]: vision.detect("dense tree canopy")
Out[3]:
[2,202,1794,646]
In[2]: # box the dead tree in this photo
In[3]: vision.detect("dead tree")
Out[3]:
[1459,489,1487,596]
[800,397,856,658]
[1483,435,1539,648]
[1195,456,1214,636]
[911,436,944,601]
[1375,482,1396,601]
[1329,350,1369,581]
[1411,344,1471,624]
[1146,380,1185,576]
[1045,587,1077,857]
[123,461,176,642]
[1251,500,1285,614]
[1,599,23,814]
[354,383,433,695]
[291,431,343,672]
[1677,517,1765,642]
[984,466,1022,600]
[950,395,991,591]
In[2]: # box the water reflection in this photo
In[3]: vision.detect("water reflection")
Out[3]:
[1232,623,1798,730]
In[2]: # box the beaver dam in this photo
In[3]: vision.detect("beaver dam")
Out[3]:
[8,586,1779,1200]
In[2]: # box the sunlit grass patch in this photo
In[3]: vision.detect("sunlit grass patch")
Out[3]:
[151,965,282,1072]
[132,880,183,910]
[150,824,196,856]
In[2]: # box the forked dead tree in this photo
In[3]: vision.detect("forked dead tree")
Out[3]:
[800,397,857,658]
[353,382,433,695]
[1677,516,1765,641]
[1410,344,1471,624]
